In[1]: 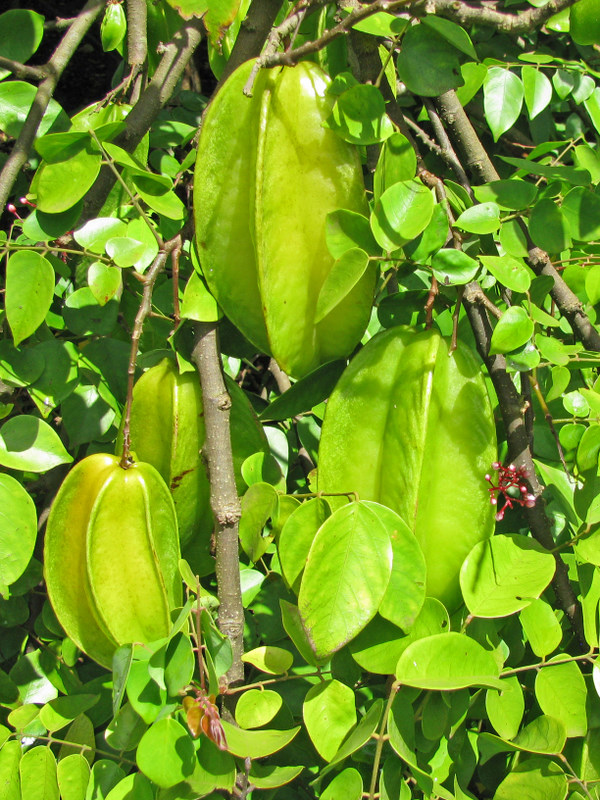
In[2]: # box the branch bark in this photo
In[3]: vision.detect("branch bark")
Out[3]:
[191,325,245,689]
[0,0,105,213]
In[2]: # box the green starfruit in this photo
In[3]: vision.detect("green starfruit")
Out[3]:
[194,59,375,379]
[122,358,268,552]
[317,326,497,611]
[44,453,182,668]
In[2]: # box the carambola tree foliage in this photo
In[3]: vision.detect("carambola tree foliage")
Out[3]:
[2,0,600,797]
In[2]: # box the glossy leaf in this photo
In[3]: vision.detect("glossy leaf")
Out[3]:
[571,0,600,46]
[521,66,552,119]
[5,250,55,346]
[260,362,345,422]
[373,133,417,200]
[327,84,393,145]
[321,768,363,800]
[36,143,101,213]
[241,646,293,675]
[298,502,393,659]
[460,534,555,617]
[180,272,221,322]
[485,676,525,740]
[0,473,37,586]
[56,754,90,800]
[421,16,477,60]
[325,209,378,259]
[235,689,282,729]
[395,632,504,690]
[0,415,73,472]
[561,186,600,242]
[534,658,587,737]
[303,680,356,761]
[431,248,479,285]
[492,757,568,800]
[315,248,370,323]
[489,307,534,355]
[454,202,501,234]
[484,68,524,141]
[371,179,434,251]
[19,747,59,800]
[479,255,531,293]
[473,179,537,210]
[239,482,277,563]
[220,722,300,758]
[0,9,44,79]
[519,599,562,657]
[278,497,331,594]
[136,718,196,788]
[397,24,464,96]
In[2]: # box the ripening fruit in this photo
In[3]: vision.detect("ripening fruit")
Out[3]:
[317,326,497,611]
[194,59,375,379]
[44,453,181,668]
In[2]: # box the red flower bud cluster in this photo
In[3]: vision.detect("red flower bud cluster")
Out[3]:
[485,462,536,521]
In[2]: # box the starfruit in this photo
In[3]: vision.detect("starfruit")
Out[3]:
[317,326,497,611]
[194,59,376,379]
[122,358,269,551]
[44,454,181,668]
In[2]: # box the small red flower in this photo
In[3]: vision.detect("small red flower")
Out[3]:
[485,462,536,521]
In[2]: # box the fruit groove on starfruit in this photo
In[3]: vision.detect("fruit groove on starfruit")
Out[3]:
[123,358,269,554]
[318,326,497,612]
[194,59,376,379]
[44,453,182,668]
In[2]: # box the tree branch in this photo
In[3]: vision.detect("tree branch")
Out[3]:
[434,88,600,352]
[0,0,106,214]
[191,325,245,689]
[0,56,46,81]
[412,0,579,33]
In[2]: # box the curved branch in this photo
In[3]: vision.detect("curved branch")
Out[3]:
[0,0,106,213]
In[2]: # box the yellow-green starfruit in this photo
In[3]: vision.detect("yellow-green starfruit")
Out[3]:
[194,59,375,379]
[123,358,268,551]
[44,453,182,668]
[317,326,497,611]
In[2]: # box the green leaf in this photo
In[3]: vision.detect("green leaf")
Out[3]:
[460,534,555,617]
[5,251,55,346]
[586,265,600,304]
[492,757,568,800]
[365,501,426,632]
[573,144,600,184]
[351,12,406,37]
[325,209,379,259]
[0,81,68,139]
[397,24,464,97]
[105,703,147,752]
[180,272,221,322]
[85,761,125,799]
[101,2,126,52]
[35,143,101,213]
[315,248,370,323]
[28,340,79,415]
[561,186,600,242]
[74,217,128,252]
[454,202,501,234]
[485,676,525,740]
[571,0,600,46]
[105,773,153,800]
[239,482,278,563]
[220,722,300,758]
[248,763,304,790]
[489,306,534,355]
[483,68,524,141]
[521,66,552,119]
[534,658,587,737]
[260,361,345,422]
[326,84,394,145]
[235,689,282,729]
[0,9,44,79]
[63,287,119,336]
[56,754,90,800]
[136,718,196,789]
[39,695,99,732]
[105,237,147,268]
[87,262,122,306]
[479,255,531,293]
[0,415,73,472]
[472,180,537,210]
[61,383,116,447]
[431,248,479,285]
[0,342,44,388]
[421,16,477,60]
[321,768,363,800]
[519,599,562,657]
[0,740,21,800]
[326,699,383,770]
[241,646,293,675]
[395,632,504,690]
[130,173,186,220]
[499,155,591,186]
[374,133,417,201]
[456,61,488,106]
[278,497,331,594]
[480,716,567,760]
[298,502,393,660]
[0,473,37,586]
[303,680,357,761]
[371,179,434,251]
[19,747,59,800]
